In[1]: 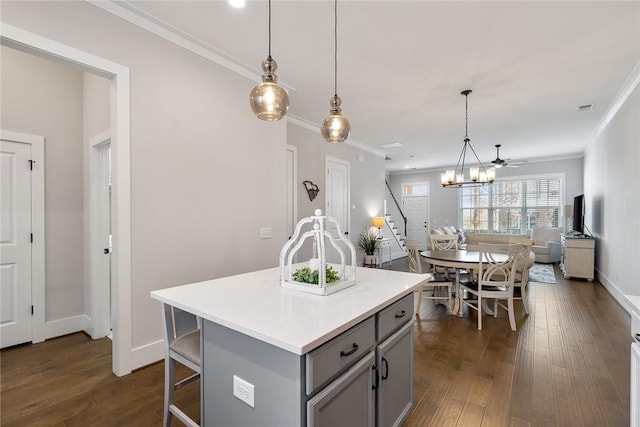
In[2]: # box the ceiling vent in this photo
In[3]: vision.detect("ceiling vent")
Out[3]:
[577,104,593,112]
[380,142,403,149]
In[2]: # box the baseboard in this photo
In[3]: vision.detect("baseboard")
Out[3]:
[130,339,164,370]
[43,314,87,340]
[595,268,633,315]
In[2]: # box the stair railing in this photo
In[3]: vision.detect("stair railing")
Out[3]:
[385,180,407,237]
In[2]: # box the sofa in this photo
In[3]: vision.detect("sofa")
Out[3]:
[530,227,562,264]
[464,232,535,271]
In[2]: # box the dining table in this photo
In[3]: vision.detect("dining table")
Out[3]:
[420,249,508,316]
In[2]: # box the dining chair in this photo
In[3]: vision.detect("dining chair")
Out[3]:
[162,302,201,427]
[429,233,465,279]
[513,239,533,315]
[406,238,453,315]
[459,243,522,331]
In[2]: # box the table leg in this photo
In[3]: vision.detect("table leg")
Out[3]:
[453,269,462,317]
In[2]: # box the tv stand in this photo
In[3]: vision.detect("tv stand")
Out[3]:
[561,234,595,281]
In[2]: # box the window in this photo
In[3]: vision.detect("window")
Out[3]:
[403,183,428,196]
[461,176,562,234]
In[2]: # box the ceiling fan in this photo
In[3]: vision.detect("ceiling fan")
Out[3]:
[491,144,527,168]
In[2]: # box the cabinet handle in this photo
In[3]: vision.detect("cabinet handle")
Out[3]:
[395,310,407,319]
[372,365,379,390]
[381,357,389,381]
[340,343,359,357]
[635,333,640,342]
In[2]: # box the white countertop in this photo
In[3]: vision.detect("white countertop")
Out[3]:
[626,294,640,316]
[151,266,431,355]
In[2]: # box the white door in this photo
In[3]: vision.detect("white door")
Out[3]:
[325,157,350,263]
[286,146,297,239]
[403,196,429,250]
[1,140,32,348]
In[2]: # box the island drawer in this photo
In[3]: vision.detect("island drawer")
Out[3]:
[306,316,375,395]
[376,293,414,341]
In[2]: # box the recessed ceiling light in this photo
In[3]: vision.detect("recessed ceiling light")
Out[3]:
[228,0,246,8]
[380,142,403,149]
[577,104,593,112]
[404,165,410,169]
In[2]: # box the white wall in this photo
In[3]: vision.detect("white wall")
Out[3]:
[1,45,85,323]
[387,157,584,233]
[1,1,287,362]
[287,123,386,261]
[584,82,640,301]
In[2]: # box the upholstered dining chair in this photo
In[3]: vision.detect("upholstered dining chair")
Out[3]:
[406,238,453,315]
[162,303,201,427]
[459,243,522,331]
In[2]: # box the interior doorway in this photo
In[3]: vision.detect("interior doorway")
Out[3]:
[325,157,350,263]
[90,132,112,339]
[1,24,132,376]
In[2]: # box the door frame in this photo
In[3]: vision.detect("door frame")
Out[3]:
[1,24,133,376]
[286,145,298,239]
[0,130,45,344]
[89,131,111,339]
[325,156,351,235]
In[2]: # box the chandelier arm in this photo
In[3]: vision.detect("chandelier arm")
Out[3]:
[466,140,489,171]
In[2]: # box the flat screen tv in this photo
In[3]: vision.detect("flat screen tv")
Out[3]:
[572,194,585,234]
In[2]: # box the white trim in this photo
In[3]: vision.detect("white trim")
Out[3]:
[587,60,640,148]
[596,268,633,315]
[288,115,386,158]
[88,0,296,92]
[1,130,46,344]
[43,315,86,340]
[130,339,165,370]
[89,132,111,340]
[1,23,133,376]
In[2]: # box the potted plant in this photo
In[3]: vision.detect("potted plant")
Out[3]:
[358,228,378,267]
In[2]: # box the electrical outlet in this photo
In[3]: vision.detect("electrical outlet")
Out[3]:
[233,375,255,408]
[260,227,272,239]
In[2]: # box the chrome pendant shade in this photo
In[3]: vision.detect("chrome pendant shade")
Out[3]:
[321,0,350,143]
[249,0,289,121]
[441,90,495,188]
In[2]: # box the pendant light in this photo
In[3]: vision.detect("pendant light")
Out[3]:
[321,0,350,143]
[249,0,289,121]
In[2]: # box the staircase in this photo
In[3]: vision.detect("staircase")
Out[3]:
[377,214,408,264]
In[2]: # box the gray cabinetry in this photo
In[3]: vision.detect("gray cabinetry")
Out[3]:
[307,352,375,427]
[201,292,415,427]
[376,320,414,427]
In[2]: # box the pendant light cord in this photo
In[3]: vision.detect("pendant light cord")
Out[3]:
[334,0,338,97]
[268,0,272,58]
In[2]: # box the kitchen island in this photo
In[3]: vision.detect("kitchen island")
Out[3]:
[151,265,431,427]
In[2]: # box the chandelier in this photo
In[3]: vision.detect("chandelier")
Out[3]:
[441,90,495,188]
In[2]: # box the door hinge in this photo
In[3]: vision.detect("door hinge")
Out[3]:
[31,305,34,315]
[30,233,34,243]
[29,160,36,170]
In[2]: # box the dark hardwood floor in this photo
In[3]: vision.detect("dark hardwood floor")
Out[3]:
[1,262,631,426]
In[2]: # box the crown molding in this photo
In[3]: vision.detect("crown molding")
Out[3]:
[587,59,640,146]
[287,115,385,158]
[87,0,296,91]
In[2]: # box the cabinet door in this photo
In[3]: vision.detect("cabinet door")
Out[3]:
[377,320,414,427]
[632,343,640,427]
[307,351,375,427]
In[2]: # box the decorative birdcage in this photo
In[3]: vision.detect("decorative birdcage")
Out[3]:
[280,209,357,295]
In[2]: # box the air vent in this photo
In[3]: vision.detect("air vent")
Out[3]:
[380,142,403,149]
[577,104,593,112]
